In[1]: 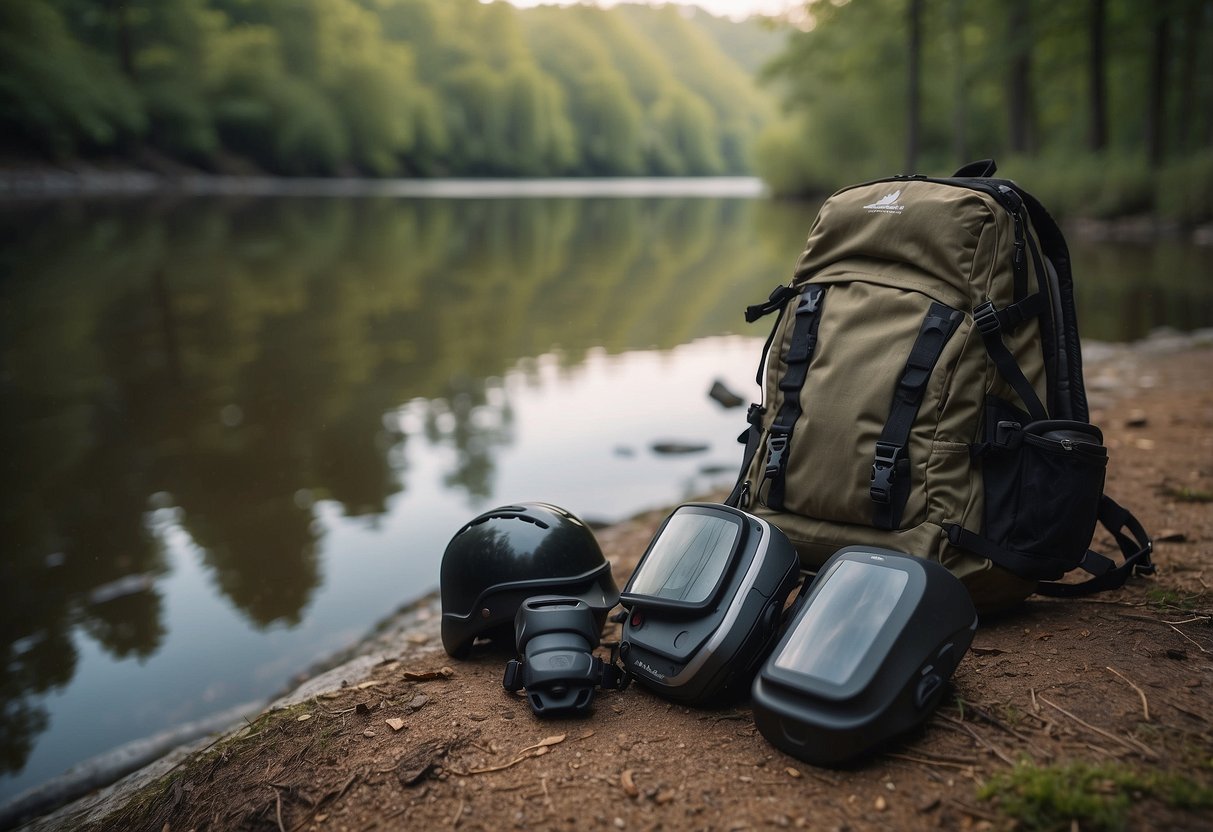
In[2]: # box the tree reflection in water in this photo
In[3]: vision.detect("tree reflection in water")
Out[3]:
[0,193,806,777]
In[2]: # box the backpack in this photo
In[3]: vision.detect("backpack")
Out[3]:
[727,159,1154,612]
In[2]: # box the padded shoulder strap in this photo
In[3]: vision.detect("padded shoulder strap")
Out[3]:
[1011,185,1089,422]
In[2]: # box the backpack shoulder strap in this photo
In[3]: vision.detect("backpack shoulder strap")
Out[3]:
[1011,184,1090,422]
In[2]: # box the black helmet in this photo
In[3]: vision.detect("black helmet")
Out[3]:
[440,502,619,658]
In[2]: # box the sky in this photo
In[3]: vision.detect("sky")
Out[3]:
[500,0,801,21]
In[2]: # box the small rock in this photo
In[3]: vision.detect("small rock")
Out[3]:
[651,441,709,455]
[874,796,888,812]
[363,729,376,738]
[386,717,406,731]
[613,818,626,829]
[785,767,802,778]
[708,380,745,409]
[407,694,430,711]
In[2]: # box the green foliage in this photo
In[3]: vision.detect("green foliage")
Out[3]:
[760,0,1213,219]
[979,761,1213,831]
[2,0,777,177]
[1007,153,1154,219]
[0,0,145,156]
[1155,150,1213,225]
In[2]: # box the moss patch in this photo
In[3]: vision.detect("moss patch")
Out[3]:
[979,762,1213,832]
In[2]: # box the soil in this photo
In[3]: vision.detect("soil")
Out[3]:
[47,343,1213,831]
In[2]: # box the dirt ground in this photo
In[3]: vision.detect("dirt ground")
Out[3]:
[67,344,1213,831]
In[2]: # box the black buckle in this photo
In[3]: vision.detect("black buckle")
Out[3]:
[764,427,790,478]
[797,286,823,315]
[869,441,902,504]
[1132,542,1156,576]
[994,420,1023,449]
[974,301,1000,336]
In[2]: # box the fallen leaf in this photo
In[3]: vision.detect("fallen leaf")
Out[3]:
[397,741,446,786]
[355,680,381,690]
[386,717,406,732]
[536,734,566,748]
[621,769,639,798]
[970,646,1005,655]
[402,667,455,682]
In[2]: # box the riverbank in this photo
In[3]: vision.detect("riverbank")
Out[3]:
[4,165,1210,247]
[12,331,1212,831]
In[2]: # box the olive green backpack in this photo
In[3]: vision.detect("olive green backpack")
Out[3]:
[727,160,1153,612]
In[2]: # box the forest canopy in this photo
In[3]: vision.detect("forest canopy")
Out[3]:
[0,0,780,177]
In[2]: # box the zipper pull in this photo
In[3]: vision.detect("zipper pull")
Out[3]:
[999,185,1028,282]
[1059,438,1074,451]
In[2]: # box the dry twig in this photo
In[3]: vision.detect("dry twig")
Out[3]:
[1106,666,1151,721]
[1038,696,1158,760]
[938,714,1016,767]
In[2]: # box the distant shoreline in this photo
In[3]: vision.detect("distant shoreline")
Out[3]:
[3,167,1208,245]
[0,169,768,200]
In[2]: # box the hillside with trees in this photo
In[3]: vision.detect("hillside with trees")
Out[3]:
[0,0,782,177]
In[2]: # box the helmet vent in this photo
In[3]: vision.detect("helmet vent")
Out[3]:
[463,508,550,532]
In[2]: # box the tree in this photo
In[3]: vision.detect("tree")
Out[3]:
[906,0,923,171]
[1006,0,1035,154]
[1088,0,1107,151]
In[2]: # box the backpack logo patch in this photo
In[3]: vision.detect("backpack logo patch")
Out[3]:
[864,189,905,214]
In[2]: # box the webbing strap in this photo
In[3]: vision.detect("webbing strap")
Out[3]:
[870,303,962,529]
[725,403,766,508]
[974,300,1049,422]
[1035,495,1155,597]
[761,284,825,510]
[945,495,1155,595]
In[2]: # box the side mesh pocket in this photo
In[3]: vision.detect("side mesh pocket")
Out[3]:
[981,401,1107,573]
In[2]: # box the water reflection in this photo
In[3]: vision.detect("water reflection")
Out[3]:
[0,192,1209,795]
[0,194,810,786]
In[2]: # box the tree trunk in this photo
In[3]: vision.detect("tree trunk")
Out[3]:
[1146,12,1170,166]
[950,0,968,163]
[1007,0,1034,155]
[109,0,136,80]
[1088,0,1107,152]
[906,0,923,171]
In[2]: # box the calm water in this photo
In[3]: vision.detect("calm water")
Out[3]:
[1,186,1210,804]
